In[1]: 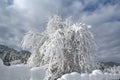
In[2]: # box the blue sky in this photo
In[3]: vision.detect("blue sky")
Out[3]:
[0,0,120,62]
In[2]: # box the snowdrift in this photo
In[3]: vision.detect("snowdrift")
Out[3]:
[58,70,120,80]
[1,59,120,80]
[0,59,45,80]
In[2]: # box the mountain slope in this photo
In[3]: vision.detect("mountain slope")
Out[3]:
[0,44,31,66]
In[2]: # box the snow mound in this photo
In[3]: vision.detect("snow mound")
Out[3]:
[70,72,81,80]
[60,74,73,80]
[9,64,31,80]
[89,70,103,80]
[57,70,120,80]
[81,73,89,80]
[31,67,46,80]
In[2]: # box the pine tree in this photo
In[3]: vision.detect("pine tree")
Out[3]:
[22,15,98,80]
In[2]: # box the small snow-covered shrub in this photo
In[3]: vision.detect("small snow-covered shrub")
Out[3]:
[103,66,120,73]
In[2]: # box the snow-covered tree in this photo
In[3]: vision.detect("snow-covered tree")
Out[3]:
[103,65,120,73]
[22,15,98,80]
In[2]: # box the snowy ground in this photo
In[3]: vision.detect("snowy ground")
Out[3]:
[0,59,45,80]
[0,59,120,80]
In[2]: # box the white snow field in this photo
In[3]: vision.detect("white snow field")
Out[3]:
[0,59,45,80]
[1,59,120,80]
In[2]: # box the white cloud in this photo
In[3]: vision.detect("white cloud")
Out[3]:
[81,4,120,25]
[92,21,120,62]
[0,0,120,62]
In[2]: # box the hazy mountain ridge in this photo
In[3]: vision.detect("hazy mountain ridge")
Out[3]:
[101,62,120,67]
[0,44,31,66]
